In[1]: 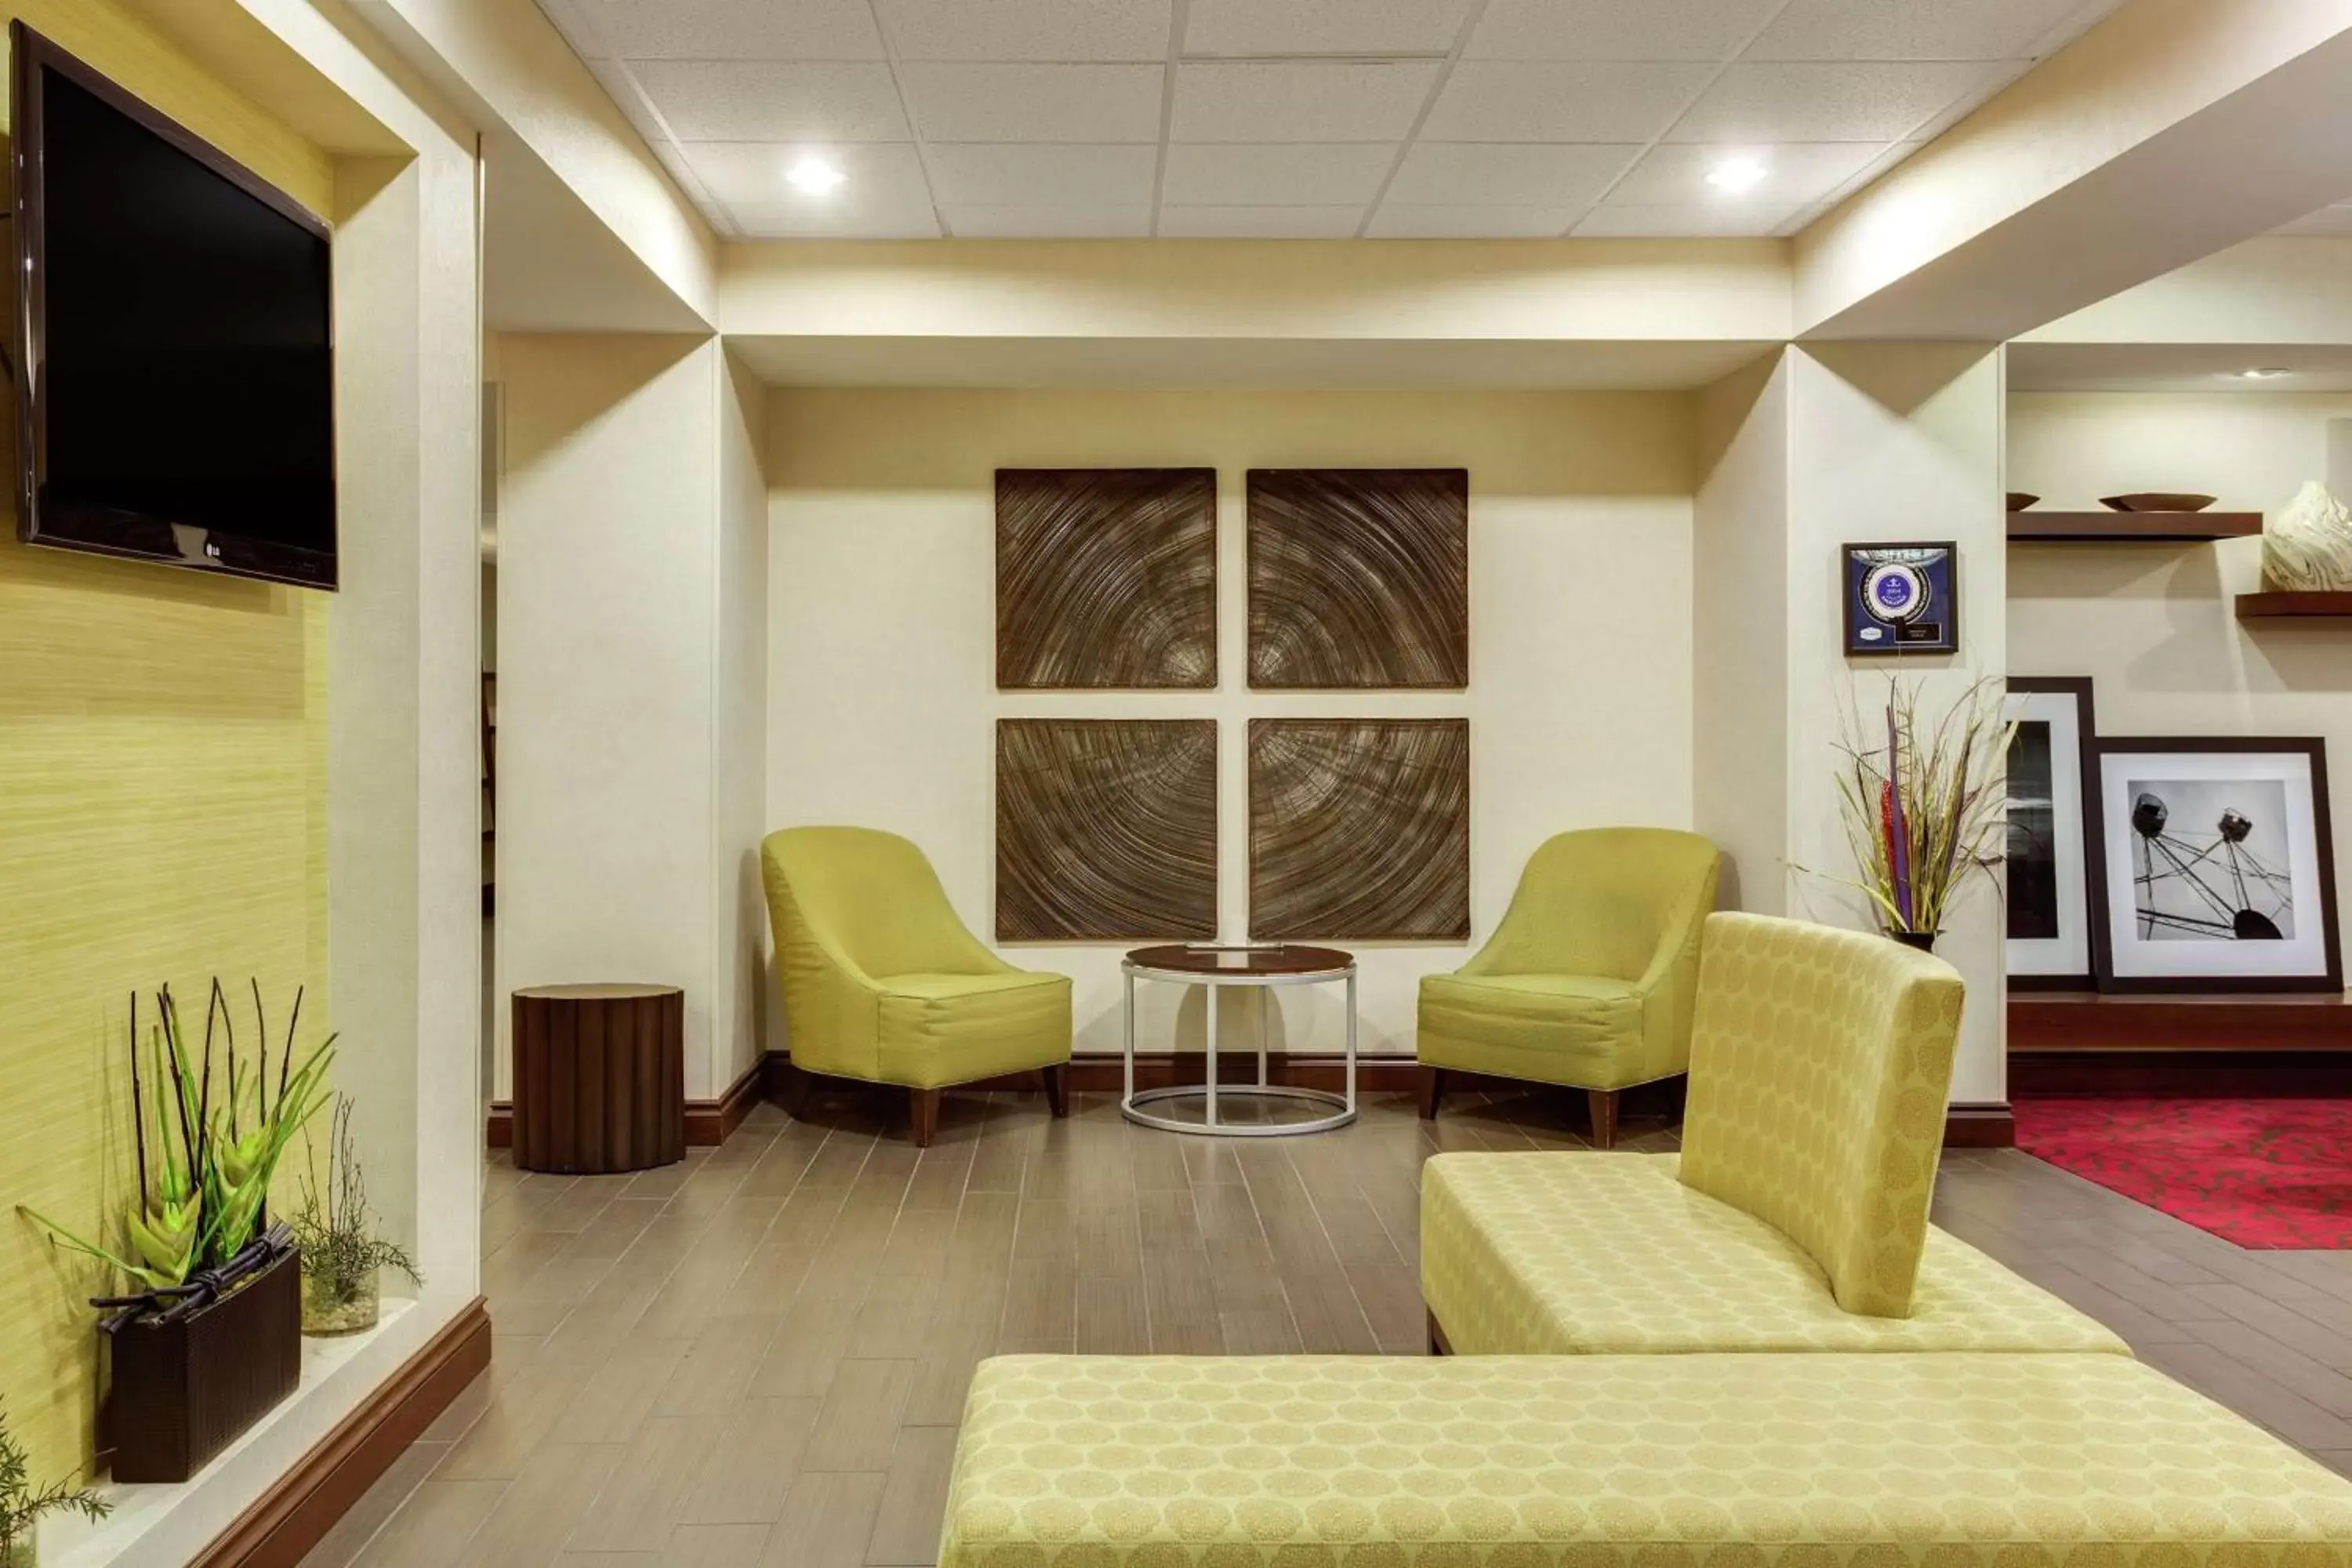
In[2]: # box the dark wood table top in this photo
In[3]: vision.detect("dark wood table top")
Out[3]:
[1125,944,1354,977]
[513,982,682,1000]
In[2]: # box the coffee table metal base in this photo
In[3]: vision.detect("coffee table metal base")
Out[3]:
[1122,1082,1355,1137]
[1120,948,1357,1138]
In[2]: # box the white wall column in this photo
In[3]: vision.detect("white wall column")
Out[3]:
[494,334,768,1102]
[1697,344,2009,1111]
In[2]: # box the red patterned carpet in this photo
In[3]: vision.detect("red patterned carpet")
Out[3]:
[2013,1097,2352,1250]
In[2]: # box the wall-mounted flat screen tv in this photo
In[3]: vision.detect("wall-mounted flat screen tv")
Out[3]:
[12,23,336,590]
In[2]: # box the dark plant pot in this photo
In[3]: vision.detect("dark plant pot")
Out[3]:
[106,1243,301,1483]
[1888,929,1940,953]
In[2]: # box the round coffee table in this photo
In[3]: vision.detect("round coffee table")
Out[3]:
[1120,945,1357,1137]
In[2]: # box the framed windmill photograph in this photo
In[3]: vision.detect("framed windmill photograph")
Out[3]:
[2091,737,2342,993]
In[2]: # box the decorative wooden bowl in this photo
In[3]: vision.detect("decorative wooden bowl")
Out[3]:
[2006,492,2040,511]
[2100,493,2216,513]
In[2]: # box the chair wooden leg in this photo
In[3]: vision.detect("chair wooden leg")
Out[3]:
[1419,1067,1446,1120]
[1586,1087,1621,1150]
[910,1087,942,1149]
[1043,1062,1069,1119]
[1427,1309,1453,1356]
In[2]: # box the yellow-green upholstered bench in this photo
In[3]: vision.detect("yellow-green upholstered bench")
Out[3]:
[1423,1151,2127,1356]
[938,1352,2352,1566]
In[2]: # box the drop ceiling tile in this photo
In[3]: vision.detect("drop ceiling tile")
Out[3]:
[1182,0,1474,59]
[943,205,1154,237]
[1385,143,1637,207]
[679,140,930,209]
[644,140,732,231]
[1896,62,2029,144]
[2019,0,2133,60]
[1365,205,1580,238]
[582,57,672,140]
[1162,144,1397,206]
[1171,61,1440,143]
[1465,0,1783,62]
[1668,62,1997,143]
[535,0,607,59]
[1571,202,1806,237]
[2274,205,2352,237]
[712,142,941,237]
[926,144,1160,205]
[876,0,1172,62]
[1158,206,1367,238]
[1421,63,1711,142]
[1748,0,2110,62]
[1606,142,1882,207]
[632,61,909,143]
[728,199,943,238]
[898,64,1165,143]
[564,0,883,60]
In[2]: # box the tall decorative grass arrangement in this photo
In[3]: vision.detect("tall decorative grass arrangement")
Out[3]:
[17,981,336,1318]
[1821,677,2014,941]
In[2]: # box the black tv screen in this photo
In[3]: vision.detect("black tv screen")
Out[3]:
[13,24,336,589]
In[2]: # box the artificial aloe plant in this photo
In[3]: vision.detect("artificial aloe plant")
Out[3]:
[0,1398,109,1566]
[19,981,336,1304]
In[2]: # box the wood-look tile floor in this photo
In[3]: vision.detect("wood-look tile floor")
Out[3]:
[303,1085,2352,1568]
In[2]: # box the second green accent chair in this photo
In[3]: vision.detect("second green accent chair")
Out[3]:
[1417,827,1720,1146]
[761,826,1071,1147]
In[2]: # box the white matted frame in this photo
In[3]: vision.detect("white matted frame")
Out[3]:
[2092,737,2343,993]
[2005,677,2106,989]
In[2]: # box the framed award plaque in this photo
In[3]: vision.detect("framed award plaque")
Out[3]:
[1842,542,1958,656]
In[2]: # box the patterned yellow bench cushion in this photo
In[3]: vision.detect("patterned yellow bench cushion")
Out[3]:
[1423,1152,2127,1355]
[938,1352,2352,1566]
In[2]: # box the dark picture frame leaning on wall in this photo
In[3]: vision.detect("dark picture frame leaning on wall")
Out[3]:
[2088,735,2342,994]
[1842,542,1958,656]
[2004,677,2108,992]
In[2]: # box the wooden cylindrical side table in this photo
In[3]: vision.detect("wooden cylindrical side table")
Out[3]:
[511,983,685,1174]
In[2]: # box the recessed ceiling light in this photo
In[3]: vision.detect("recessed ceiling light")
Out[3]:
[786,154,845,196]
[2234,366,2292,379]
[1706,156,1769,195]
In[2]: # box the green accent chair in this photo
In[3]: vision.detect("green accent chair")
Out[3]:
[761,826,1071,1147]
[1417,827,1720,1146]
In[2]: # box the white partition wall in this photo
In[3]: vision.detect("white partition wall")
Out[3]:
[493,335,768,1102]
[1697,345,2010,1112]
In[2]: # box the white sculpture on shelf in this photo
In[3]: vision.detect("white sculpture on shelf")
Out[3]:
[2263,480,2352,590]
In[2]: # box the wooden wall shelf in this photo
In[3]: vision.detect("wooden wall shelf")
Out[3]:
[2237,590,2352,620]
[2010,990,2352,1052]
[2007,510,2262,543]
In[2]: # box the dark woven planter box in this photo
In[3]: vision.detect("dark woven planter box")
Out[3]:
[107,1243,301,1483]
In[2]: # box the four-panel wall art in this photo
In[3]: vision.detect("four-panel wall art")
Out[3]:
[994,466,1472,943]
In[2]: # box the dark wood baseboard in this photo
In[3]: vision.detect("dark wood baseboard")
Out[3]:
[191,1298,492,1568]
[688,1058,768,1145]
[2012,991,2352,1051]
[666,1054,2027,1154]
[1944,1104,2016,1148]
[487,1058,766,1151]
[2011,1050,2352,1098]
